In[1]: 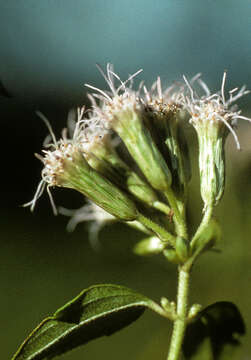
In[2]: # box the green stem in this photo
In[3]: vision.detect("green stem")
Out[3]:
[153,201,171,215]
[167,268,190,360]
[190,205,213,250]
[148,301,176,321]
[164,188,188,240]
[137,213,176,247]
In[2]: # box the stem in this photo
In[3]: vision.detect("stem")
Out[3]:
[164,188,188,240]
[190,205,213,250]
[167,268,190,360]
[153,201,171,215]
[137,213,176,247]
[148,301,176,321]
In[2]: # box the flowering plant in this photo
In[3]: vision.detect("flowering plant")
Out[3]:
[13,65,250,360]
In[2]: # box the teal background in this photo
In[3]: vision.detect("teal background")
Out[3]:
[1,1,251,359]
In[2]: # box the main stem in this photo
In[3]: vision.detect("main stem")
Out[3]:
[167,267,190,360]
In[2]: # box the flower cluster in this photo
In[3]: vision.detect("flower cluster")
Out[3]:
[26,64,250,253]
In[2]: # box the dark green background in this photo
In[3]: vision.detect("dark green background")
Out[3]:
[1,1,251,359]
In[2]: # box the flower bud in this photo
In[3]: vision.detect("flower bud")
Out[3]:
[133,236,165,256]
[188,304,203,320]
[183,73,250,207]
[38,140,138,221]
[105,97,172,191]
[80,124,159,207]
[86,66,172,191]
[160,297,176,315]
[143,78,191,200]
[163,248,180,264]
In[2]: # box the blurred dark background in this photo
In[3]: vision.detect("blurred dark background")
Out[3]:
[1,1,251,359]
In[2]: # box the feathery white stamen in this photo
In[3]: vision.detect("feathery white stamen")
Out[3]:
[234,115,251,123]
[84,83,112,102]
[23,179,46,211]
[221,71,227,105]
[157,76,163,101]
[182,72,250,149]
[183,75,195,102]
[117,69,143,93]
[197,78,211,97]
[217,114,240,149]
[59,201,115,250]
[143,85,151,102]
[36,111,58,147]
[47,186,57,215]
[95,63,116,95]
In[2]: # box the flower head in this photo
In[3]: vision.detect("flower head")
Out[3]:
[141,77,191,200]
[85,63,143,128]
[25,110,139,221]
[182,72,251,207]
[59,201,116,250]
[85,65,172,191]
[183,72,251,149]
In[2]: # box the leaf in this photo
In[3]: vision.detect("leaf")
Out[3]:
[12,284,159,360]
[183,301,246,360]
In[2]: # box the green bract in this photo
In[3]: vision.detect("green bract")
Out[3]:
[42,143,138,221]
[107,105,173,191]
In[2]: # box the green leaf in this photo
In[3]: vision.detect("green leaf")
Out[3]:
[183,301,246,360]
[12,284,159,360]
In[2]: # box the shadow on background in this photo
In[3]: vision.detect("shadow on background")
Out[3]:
[1,1,251,359]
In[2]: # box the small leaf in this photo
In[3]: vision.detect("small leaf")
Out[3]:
[13,284,159,360]
[183,301,246,360]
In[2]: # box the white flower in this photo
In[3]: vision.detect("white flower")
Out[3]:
[59,201,116,250]
[182,72,251,149]
[85,63,143,127]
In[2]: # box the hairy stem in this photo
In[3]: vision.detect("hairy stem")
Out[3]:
[137,213,176,247]
[164,188,188,240]
[167,268,190,360]
[190,205,213,250]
